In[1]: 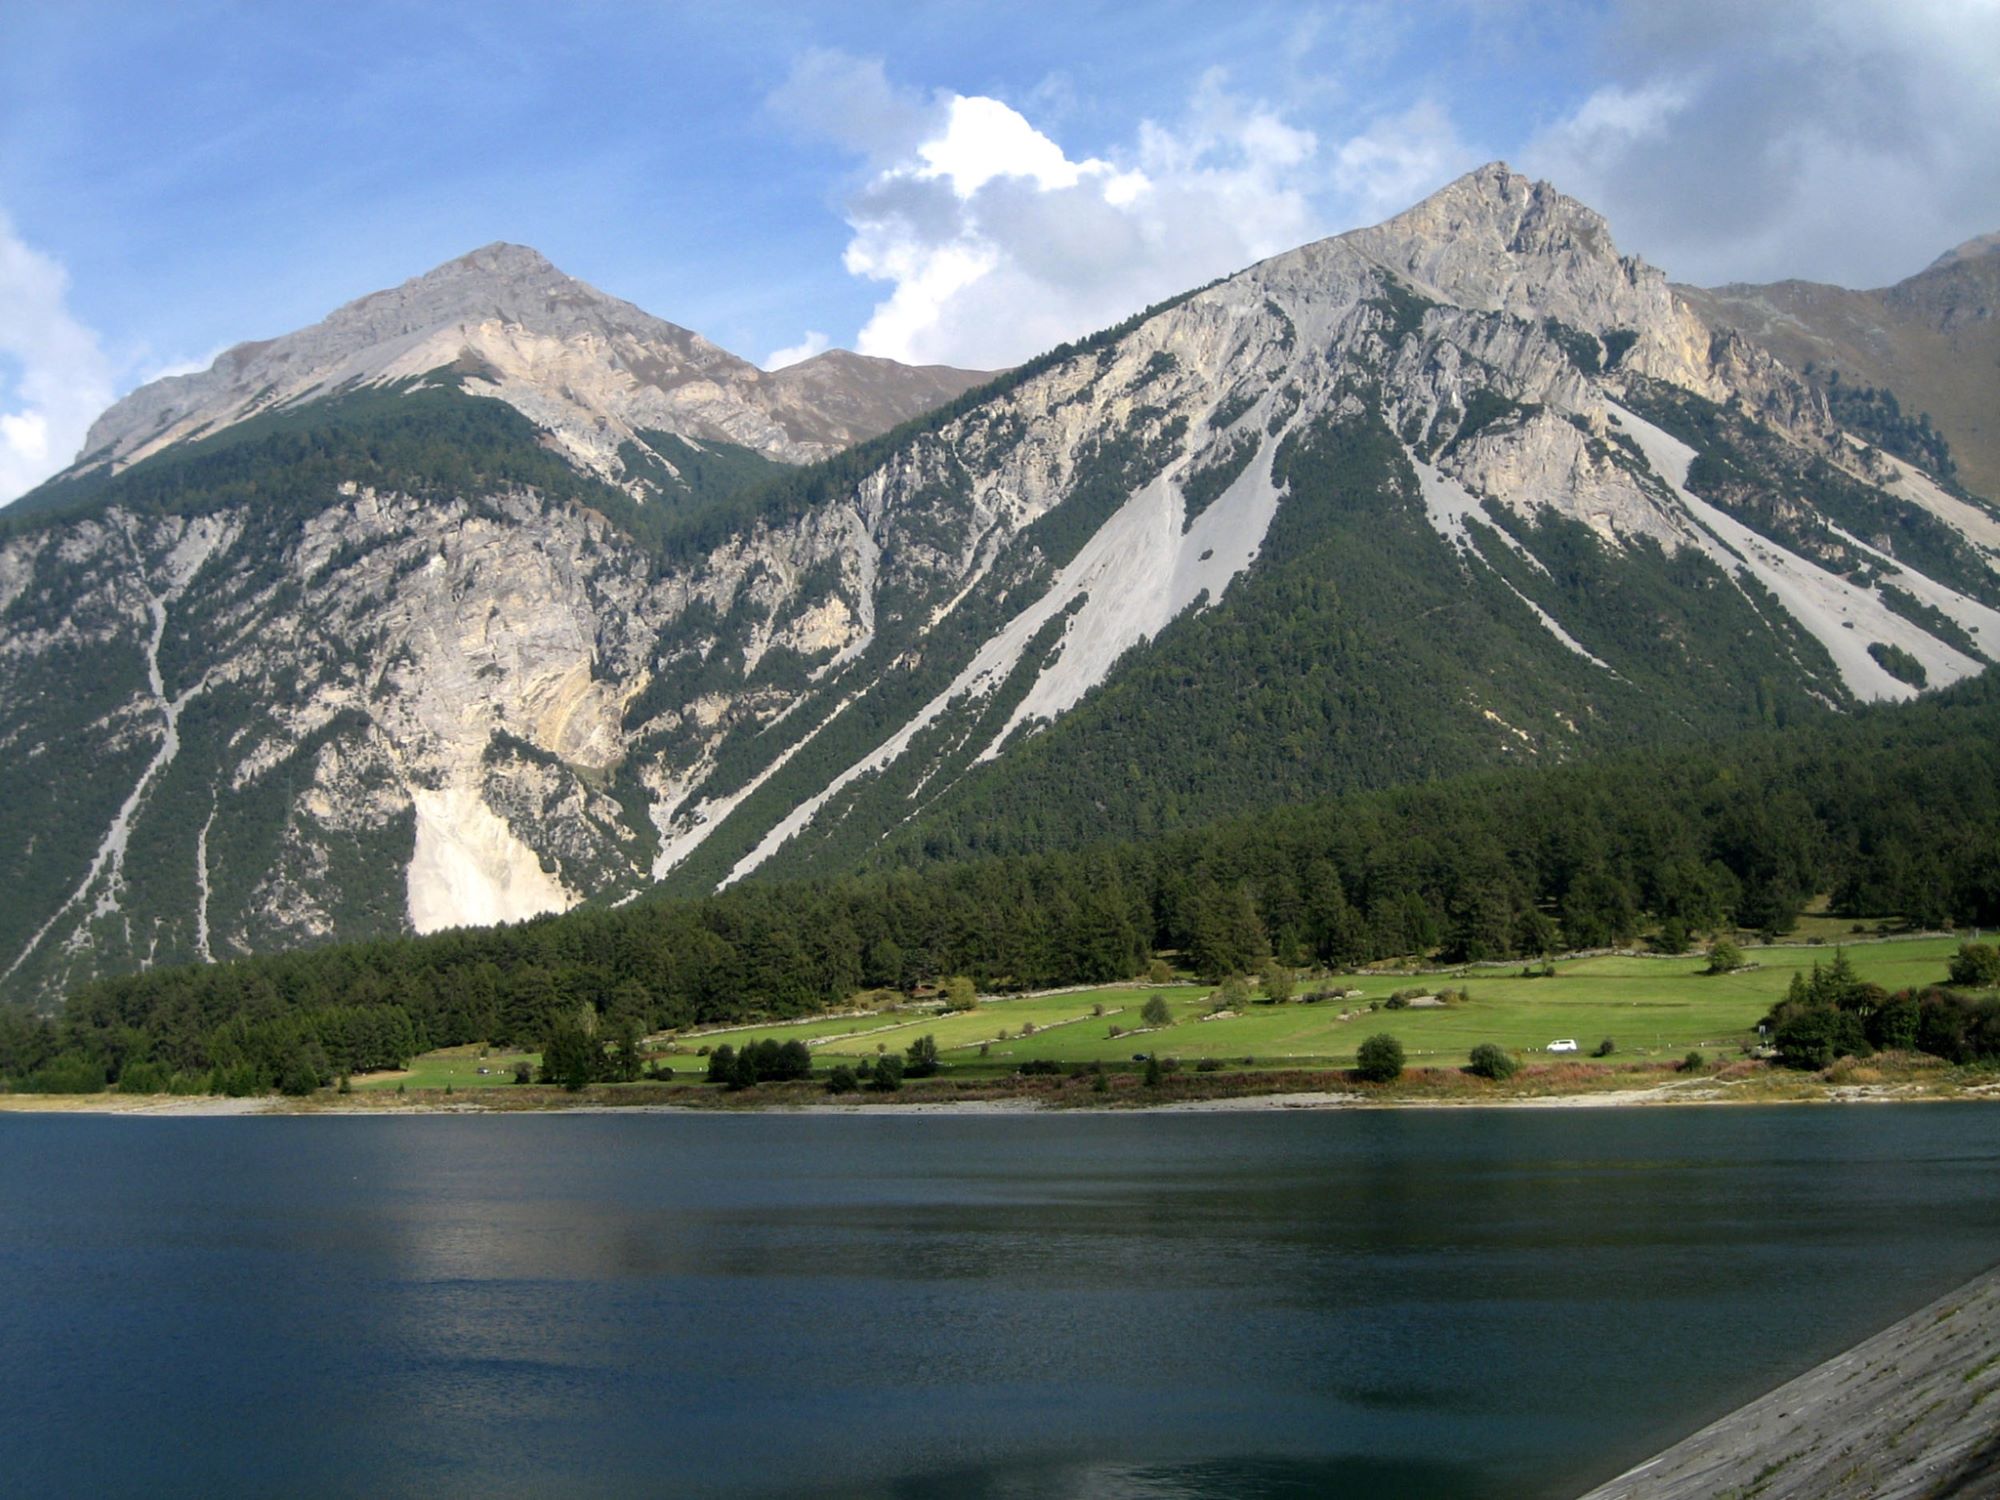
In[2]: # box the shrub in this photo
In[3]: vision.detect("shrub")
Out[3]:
[1705,939,1744,975]
[513,1061,533,1083]
[1195,1057,1224,1072]
[905,1034,941,1077]
[1680,1050,1706,1073]
[1592,1038,1616,1058]
[825,1065,858,1094]
[1356,1033,1405,1082]
[869,1055,904,1091]
[940,976,979,1012]
[1772,1006,1869,1069]
[1016,1059,1063,1076]
[1143,1056,1163,1088]
[1948,943,2000,989]
[1146,959,1173,984]
[117,1060,168,1094]
[1141,995,1172,1027]
[1466,1043,1518,1080]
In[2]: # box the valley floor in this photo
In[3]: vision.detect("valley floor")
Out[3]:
[9,934,1992,1116]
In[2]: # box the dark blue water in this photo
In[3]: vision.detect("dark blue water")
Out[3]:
[3,1106,1997,1498]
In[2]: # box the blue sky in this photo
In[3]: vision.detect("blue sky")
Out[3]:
[2,0,1996,501]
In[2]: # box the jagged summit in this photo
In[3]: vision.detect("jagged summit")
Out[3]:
[69,244,990,482]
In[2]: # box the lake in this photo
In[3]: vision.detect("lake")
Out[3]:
[3,1104,1997,1497]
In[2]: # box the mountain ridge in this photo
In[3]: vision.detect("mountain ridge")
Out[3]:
[66,240,994,490]
[1680,226,2000,500]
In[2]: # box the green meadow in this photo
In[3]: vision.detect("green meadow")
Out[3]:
[670,935,1967,1074]
[354,1042,540,1090]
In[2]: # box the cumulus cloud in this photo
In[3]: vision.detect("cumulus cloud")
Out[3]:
[1520,0,2000,286]
[0,216,116,504]
[775,58,1330,369]
[764,330,830,370]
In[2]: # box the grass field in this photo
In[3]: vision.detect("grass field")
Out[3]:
[353,1043,539,1091]
[669,935,1968,1074]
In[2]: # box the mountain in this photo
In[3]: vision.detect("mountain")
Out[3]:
[60,241,992,495]
[1680,232,2000,500]
[3,165,1997,1009]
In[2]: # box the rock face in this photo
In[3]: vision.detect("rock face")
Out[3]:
[1681,230,2000,500]
[4,164,1998,1007]
[72,243,993,483]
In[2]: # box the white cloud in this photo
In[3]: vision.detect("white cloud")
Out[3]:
[1518,1,2000,286]
[779,57,1329,369]
[0,215,116,504]
[764,330,830,370]
[1331,98,1485,226]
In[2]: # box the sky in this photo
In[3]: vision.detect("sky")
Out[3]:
[2,0,1996,503]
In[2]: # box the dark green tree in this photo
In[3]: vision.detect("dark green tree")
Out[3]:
[1355,1033,1404,1082]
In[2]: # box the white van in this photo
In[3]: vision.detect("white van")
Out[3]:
[1547,1038,1579,1053]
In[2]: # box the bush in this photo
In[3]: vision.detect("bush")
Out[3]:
[1772,1006,1869,1069]
[869,1055,904,1092]
[1141,995,1172,1027]
[1143,1055,1163,1087]
[1948,943,2000,989]
[825,1065,858,1094]
[1195,1057,1224,1072]
[1146,959,1173,984]
[21,1054,107,1094]
[1355,1033,1405,1082]
[1466,1043,1518,1080]
[1680,1050,1706,1073]
[905,1034,941,1077]
[1592,1038,1616,1058]
[1705,939,1744,975]
[513,1061,533,1083]
[940,976,979,1012]
[117,1059,168,1094]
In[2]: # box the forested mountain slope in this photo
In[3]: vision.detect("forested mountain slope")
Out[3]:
[10,672,1996,1091]
[2,164,1997,1009]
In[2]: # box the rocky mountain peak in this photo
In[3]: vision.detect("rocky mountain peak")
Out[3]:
[1342,162,1630,320]
[1332,162,1723,396]
[66,245,992,481]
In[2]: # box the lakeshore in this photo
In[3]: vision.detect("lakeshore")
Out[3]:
[9,1055,1998,1116]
